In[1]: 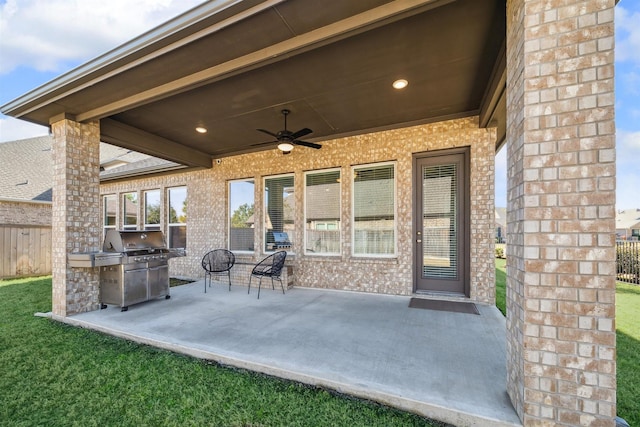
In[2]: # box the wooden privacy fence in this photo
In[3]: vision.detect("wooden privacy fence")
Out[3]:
[0,225,52,279]
[617,240,640,285]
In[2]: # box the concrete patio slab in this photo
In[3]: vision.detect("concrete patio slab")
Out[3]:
[62,281,521,427]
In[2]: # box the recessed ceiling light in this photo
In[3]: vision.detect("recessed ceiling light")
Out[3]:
[195,126,207,133]
[392,79,408,89]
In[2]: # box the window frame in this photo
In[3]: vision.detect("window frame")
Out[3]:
[228,178,256,253]
[122,192,139,230]
[263,173,295,254]
[103,194,117,239]
[167,186,187,249]
[351,161,397,258]
[304,168,342,256]
[143,189,162,231]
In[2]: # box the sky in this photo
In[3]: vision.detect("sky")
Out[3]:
[0,0,638,209]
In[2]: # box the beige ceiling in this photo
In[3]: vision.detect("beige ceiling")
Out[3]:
[2,0,506,168]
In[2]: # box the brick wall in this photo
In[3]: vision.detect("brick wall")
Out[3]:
[505,0,617,425]
[51,119,101,317]
[0,200,51,226]
[101,117,497,302]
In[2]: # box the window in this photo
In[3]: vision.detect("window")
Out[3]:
[264,174,294,252]
[305,169,341,255]
[103,194,116,238]
[229,179,255,251]
[168,187,187,248]
[144,190,161,231]
[352,162,396,256]
[122,192,138,230]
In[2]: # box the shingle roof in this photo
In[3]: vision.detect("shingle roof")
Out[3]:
[99,156,184,180]
[0,136,53,201]
[495,207,507,228]
[0,136,183,202]
[616,209,640,229]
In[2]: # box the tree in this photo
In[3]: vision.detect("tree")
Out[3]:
[168,199,187,223]
[146,203,161,224]
[231,203,254,228]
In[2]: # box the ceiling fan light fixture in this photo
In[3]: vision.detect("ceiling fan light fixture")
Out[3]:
[277,142,294,152]
[392,79,408,89]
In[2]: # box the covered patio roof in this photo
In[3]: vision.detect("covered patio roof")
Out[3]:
[1,0,506,168]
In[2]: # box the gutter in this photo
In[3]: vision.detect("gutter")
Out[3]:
[99,164,188,182]
[0,197,52,205]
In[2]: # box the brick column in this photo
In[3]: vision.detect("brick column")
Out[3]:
[505,0,616,425]
[50,117,101,317]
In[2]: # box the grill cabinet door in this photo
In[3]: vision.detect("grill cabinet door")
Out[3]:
[148,262,169,299]
[123,265,149,306]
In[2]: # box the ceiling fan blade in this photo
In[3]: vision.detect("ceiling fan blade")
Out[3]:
[293,140,322,149]
[290,127,312,140]
[257,128,278,138]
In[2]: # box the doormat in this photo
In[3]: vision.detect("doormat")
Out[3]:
[409,298,480,315]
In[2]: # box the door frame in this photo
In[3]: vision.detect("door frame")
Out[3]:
[412,147,470,297]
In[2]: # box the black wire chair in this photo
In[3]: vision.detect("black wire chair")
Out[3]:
[248,251,287,299]
[201,249,235,292]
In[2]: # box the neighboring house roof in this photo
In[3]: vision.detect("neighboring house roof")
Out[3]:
[100,156,184,181]
[0,136,183,202]
[495,207,507,229]
[616,209,640,230]
[0,136,53,202]
[100,144,151,169]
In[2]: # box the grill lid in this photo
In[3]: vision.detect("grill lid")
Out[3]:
[103,230,167,253]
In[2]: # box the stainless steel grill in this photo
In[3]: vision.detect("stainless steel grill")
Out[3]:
[68,230,186,311]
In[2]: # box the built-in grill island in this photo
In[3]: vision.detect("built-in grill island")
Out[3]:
[68,230,186,311]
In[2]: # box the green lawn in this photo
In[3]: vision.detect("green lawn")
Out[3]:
[495,259,639,426]
[0,276,444,427]
[495,258,506,316]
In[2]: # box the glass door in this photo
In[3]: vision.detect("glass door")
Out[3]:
[414,151,468,295]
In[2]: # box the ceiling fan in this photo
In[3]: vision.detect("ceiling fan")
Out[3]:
[256,109,321,153]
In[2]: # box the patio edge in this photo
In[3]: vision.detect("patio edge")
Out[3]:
[54,313,522,427]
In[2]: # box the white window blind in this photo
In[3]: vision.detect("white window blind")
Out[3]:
[422,164,457,279]
[353,163,395,256]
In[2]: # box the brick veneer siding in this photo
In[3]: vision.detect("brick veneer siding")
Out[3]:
[0,200,51,226]
[505,0,616,425]
[51,119,101,317]
[100,117,496,302]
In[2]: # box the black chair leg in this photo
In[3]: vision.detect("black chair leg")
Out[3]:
[204,274,208,293]
[257,277,263,299]
[279,277,285,294]
[227,271,231,291]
